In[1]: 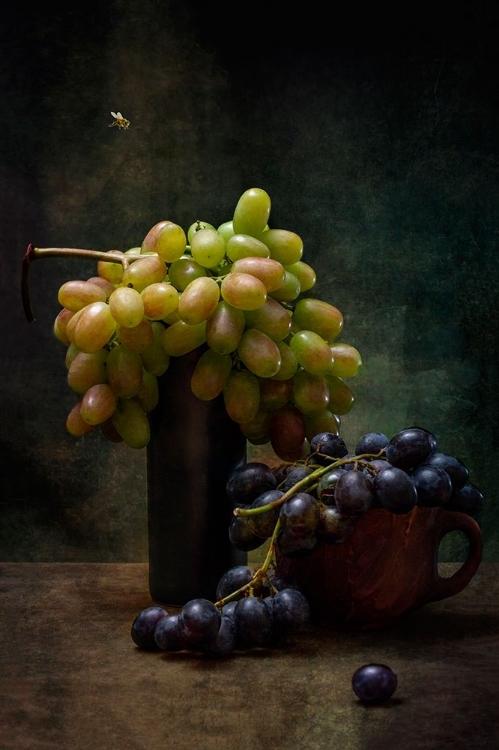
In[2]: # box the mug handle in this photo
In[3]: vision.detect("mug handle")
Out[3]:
[424,510,483,604]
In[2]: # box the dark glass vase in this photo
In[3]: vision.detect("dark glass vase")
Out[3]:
[146,347,247,606]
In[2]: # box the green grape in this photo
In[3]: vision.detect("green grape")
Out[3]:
[258,377,293,411]
[220,272,267,310]
[216,220,235,243]
[73,301,117,353]
[269,404,307,456]
[205,300,245,354]
[223,369,260,423]
[190,349,232,400]
[97,250,125,285]
[141,322,171,376]
[133,370,159,413]
[289,330,334,376]
[237,328,282,378]
[80,383,118,425]
[111,399,151,449]
[65,342,79,369]
[66,401,96,436]
[291,369,330,415]
[177,276,220,325]
[259,228,303,265]
[67,349,108,395]
[268,270,301,302]
[108,286,145,328]
[86,275,116,299]
[283,260,316,292]
[107,344,144,399]
[64,308,84,344]
[117,318,154,353]
[292,298,343,342]
[329,343,362,378]
[190,227,226,269]
[244,297,292,341]
[140,281,179,321]
[187,220,216,244]
[168,256,207,291]
[239,408,272,440]
[230,256,285,292]
[54,308,75,345]
[271,340,299,380]
[232,187,271,236]
[121,254,166,292]
[225,234,270,262]
[161,320,207,356]
[303,409,341,441]
[141,221,187,263]
[325,375,355,415]
[58,280,107,312]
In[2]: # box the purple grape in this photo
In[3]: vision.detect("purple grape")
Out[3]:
[411,464,453,507]
[424,452,469,491]
[317,467,348,505]
[271,588,310,634]
[310,432,349,465]
[202,616,236,659]
[226,462,277,505]
[317,505,356,543]
[248,489,283,538]
[154,613,188,652]
[229,515,265,551]
[444,482,484,516]
[131,606,168,650]
[280,465,315,492]
[233,596,272,648]
[385,427,436,470]
[334,470,374,517]
[355,431,389,455]
[178,598,221,647]
[373,466,418,514]
[216,565,254,600]
[276,529,317,557]
[279,492,320,538]
[352,663,398,703]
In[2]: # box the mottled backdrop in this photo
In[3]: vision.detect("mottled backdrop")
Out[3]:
[1,2,498,563]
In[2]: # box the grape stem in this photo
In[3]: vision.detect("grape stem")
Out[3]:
[21,244,134,323]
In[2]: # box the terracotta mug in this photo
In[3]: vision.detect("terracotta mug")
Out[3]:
[275,506,483,629]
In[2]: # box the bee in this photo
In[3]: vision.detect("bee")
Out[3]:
[109,111,130,130]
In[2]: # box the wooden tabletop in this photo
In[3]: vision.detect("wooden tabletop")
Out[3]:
[1,562,497,750]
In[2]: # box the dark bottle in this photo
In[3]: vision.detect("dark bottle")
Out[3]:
[147,346,247,605]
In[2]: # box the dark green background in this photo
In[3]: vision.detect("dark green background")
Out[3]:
[1,2,498,562]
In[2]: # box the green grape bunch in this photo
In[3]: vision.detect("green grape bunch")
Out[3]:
[22,188,362,457]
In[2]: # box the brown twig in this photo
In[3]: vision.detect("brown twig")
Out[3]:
[21,244,132,323]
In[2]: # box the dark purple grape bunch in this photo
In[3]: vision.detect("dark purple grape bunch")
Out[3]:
[131,564,310,659]
[225,427,484,562]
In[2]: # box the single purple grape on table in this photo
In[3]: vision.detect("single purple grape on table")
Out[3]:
[424,452,469,491]
[233,596,273,648]
[226,461,277,506]
[131,606,168,650]
[154,613,188,652]
[279,492,320,538]
[411,464,453,507]
[355,431,389,455]
[178,598,221,647]
[317,467,348,505]
[385,427,437,470]
[334,470,374,517]
[310,432,349,465]
[444,482,484,516]
[352,663,398,703]
[317,505,356,543]
[373,466,418,514]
